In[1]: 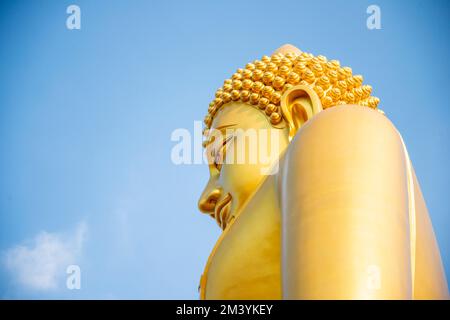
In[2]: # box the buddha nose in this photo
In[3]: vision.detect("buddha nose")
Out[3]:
[198,184,222,214]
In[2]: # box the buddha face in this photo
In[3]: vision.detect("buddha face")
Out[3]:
[198,102,290,229]
[197,47,381,230]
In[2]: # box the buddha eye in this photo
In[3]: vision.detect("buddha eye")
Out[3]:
[214,135,233,172]
[214,152,223,171]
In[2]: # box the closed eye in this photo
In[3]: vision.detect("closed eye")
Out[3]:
[214,135,233,171]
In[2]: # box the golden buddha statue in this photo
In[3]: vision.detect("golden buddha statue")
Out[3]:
[197,44,449,299]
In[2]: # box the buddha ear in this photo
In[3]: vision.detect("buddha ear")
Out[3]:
[280,84,323,140]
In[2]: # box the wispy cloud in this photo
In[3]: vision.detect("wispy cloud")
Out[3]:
[2,222,87,291]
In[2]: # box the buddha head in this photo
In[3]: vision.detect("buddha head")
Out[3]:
[198,44,380,229]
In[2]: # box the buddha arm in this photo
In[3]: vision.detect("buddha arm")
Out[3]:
[280,105,413,299]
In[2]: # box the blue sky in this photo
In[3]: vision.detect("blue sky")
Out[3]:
[0,0,448,299]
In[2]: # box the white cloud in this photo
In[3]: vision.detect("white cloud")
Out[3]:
[3,222,87,291]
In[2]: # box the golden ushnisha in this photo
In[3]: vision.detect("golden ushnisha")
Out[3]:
[204,50,380,130]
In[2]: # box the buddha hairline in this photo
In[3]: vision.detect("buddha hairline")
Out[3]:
[203,50,380,137]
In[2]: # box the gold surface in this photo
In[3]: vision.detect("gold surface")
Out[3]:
[197,45,449,299]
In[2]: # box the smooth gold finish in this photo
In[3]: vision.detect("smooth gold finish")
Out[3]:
[198,44,449,299]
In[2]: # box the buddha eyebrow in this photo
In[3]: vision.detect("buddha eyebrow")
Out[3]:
[214,124,237,130]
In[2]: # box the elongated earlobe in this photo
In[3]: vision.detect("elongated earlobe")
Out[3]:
[280,85,323,140]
